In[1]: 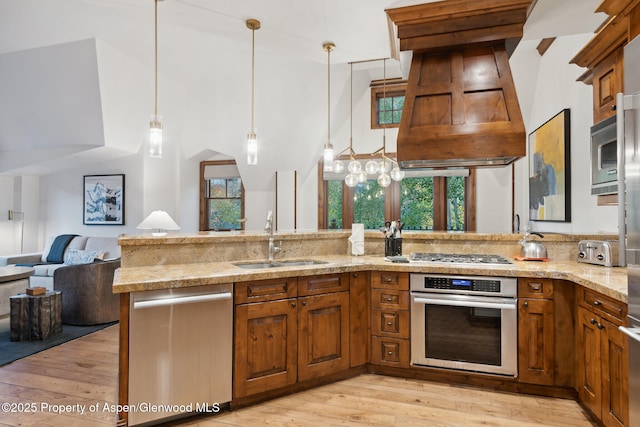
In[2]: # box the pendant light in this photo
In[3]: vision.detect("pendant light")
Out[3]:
[323,42,335,172]
[246,18,261,165]
[344,62,360,187]
[149,0,163,158]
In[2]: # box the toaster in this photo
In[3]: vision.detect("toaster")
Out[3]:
[577,240,620,267]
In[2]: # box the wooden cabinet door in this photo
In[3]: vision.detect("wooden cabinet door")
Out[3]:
[576,306,603,418]
[233,299,297,398]
[349,271,370,368]
[601,317,628,427]
[518,298,554,385]
[298,291,350,381]
[593,47,623,123]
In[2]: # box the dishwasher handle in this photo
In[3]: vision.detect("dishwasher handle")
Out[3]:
[619,326,640,344]
[134,292,232,309]
[412,296,516,310]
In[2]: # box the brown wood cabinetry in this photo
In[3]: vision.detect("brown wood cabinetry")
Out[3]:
[518,278,555,385]
[593,47,624,123]
[349,271,370,368]
[575,287,628,427]
[370,271,411,368]
[233,274,350,399]
[517,278,575,387]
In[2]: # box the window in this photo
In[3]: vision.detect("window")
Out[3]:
[370,79,406,129]
[320,160,475,231]
[200,160,245,231]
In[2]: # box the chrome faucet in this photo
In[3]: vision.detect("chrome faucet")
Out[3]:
[264,210,281,261]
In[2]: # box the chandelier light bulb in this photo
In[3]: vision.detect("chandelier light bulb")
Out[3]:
[390,166,405,181]
[357,170,368,183]
[377,173,391,188]
[333,160,345,173]
[365,160,379,175]
[345,173,358,187]
[379,159,392,173]
[348,160,362,174]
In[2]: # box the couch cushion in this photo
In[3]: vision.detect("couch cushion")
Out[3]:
[85,237,120,260]
[32,263,66,277]
[64,249,104,265]
[41,235,88,262]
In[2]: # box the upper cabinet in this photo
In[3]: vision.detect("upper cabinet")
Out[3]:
[570,0,640,123]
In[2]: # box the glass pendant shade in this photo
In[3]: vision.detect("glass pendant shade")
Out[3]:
[333,159,345,173]
[390,166,405,181]
[357,170,368,183]
[345,173,358,187]
[379,158,392,173]
[348,159,362,174]
[149,115,163,158]
[377,173,391,188]
[247,129,258,165]
[365,160,379,175]
[323,142,334,172]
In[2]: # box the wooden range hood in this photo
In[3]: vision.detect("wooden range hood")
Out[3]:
[386,0,533,169]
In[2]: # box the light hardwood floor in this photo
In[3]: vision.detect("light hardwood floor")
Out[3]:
[0,325,596,427]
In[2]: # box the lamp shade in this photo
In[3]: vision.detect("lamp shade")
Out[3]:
[136,210,180,236]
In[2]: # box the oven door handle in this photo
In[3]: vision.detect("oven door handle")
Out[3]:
[412,297,516,310]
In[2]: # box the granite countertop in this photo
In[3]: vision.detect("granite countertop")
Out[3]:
[113,255,628,303]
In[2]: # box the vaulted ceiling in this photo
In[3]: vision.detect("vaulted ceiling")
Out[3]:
[0,0,607,175]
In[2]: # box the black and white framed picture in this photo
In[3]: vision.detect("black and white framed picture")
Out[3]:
[83,174,125,225]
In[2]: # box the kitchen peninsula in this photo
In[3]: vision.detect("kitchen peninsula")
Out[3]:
[113,231,628,426]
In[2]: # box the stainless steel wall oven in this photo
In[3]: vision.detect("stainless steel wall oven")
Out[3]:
[410,273,518,377]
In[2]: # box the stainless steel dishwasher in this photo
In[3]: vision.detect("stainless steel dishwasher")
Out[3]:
[128,283,233,426]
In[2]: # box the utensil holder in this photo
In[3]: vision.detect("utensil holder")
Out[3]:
[385,237,402,257]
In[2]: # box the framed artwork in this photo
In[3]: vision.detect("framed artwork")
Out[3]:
[528,109,571,222]
[83,174,125,225]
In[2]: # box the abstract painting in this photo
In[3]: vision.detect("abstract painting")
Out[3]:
[83,174,125,225]
[528,109,571,222]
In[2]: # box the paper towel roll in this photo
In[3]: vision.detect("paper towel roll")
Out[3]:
[349,223,365,255]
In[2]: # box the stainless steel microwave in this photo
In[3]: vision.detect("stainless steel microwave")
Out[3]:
[591,115,618,195]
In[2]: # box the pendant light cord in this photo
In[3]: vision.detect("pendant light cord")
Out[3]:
[327,45,331,147]
[349,62,354,159]
[251,25,255,130]
[154,0,159,116]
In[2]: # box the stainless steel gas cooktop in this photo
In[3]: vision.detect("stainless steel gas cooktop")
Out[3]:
[409,253,513,265]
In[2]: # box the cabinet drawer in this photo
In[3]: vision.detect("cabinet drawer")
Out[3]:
[518,278,553,299]
[298,273,349,296]
[579,288,626,325]
[371,272,409,290]
[371,336,410,368]
[234,277,297,304]
[372,308,410,338]
[371,289,409,310]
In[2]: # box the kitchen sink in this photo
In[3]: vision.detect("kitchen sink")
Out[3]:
[233,259,327,269]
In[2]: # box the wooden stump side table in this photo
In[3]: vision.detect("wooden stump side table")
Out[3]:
[10,291,62,341]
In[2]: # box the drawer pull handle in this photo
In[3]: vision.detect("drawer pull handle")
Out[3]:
[353,273,359,278]
[387,351,393,355]
[594,301,601,306]
[597,323,604,330]
[292,302,296,308]
[590,318,597,325]
[386,278,393,283]
[386,297,393,302]
[387,321,393,326]
[532,285,540,290]
[524,301,528,307]
[302,300,306,306]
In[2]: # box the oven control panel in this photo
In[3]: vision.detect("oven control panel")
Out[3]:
[410,274,518,297]
[424,276,501,293]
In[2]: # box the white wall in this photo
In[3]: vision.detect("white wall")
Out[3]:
[511,35,619,234]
